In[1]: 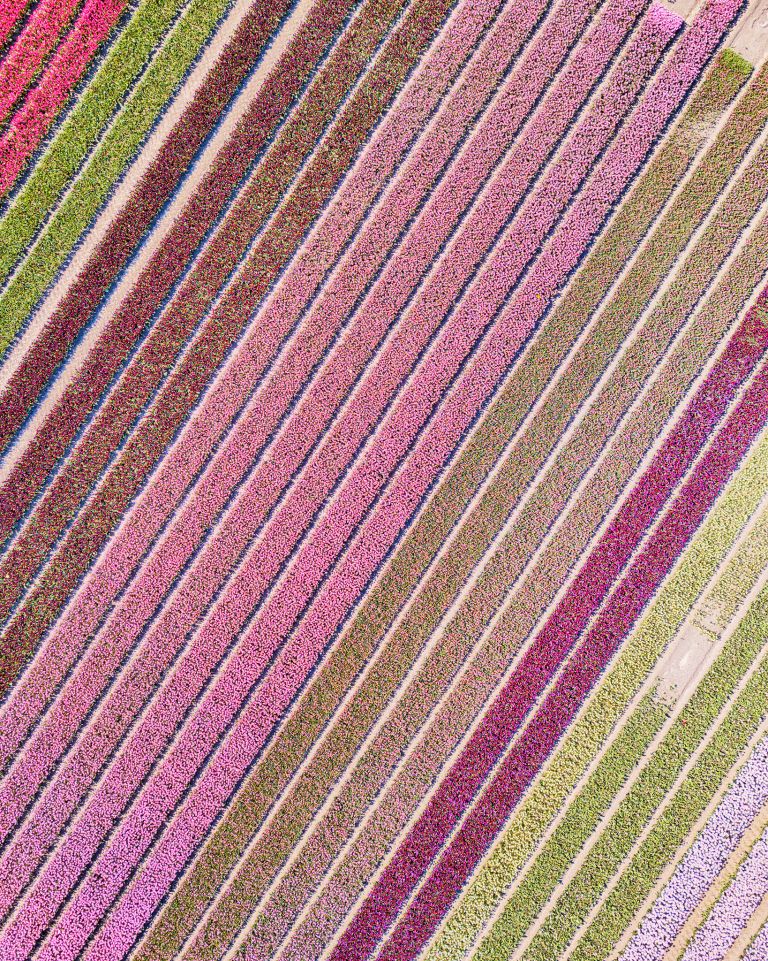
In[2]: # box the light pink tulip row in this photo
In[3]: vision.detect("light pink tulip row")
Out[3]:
[0,0,80,126]
[0,0,508,770]
[0,0,596,853]
[743,921,768,961]
[682,824,768,961]
[0,8,677,961]
[623,736,768,961]
[0,0,128,196]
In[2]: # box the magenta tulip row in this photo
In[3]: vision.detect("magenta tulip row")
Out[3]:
[0,0,127,196]
[0,0,623,867]
[0,0,32,49]
[622,736,768,961]
[682,825,768,960]
[0,0,534,770]
[0,10,682,961]
[0,0,80,127]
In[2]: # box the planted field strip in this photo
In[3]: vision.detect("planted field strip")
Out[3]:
[2,0,767,954]
[0,12,679,956]
[0,0,470,678]
[0,0,136,198]
[741,917,768,960]
[622,734,768,957]
[679,824,768,960]
[0,0,539,742]
[0,0,312,445]
[425,408,768,961]
[0,0,461,696]
[0,0,228,288]
[126,41,756,961]
[220,76,768,961]
[0,0,636,840]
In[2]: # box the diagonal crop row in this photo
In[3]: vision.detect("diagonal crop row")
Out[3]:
[0,0,457,700]
[0,0,222,288]
[0,0,530,775]
[562,603,768,961]
[0,0,85,129]
[361,296,768,961]
[0,0,139,198]
[263,131,768,961]
[129,44,753,961]
[0,0,302,446]
[0,11,689,959]
[460,435,768,961]
[240,61,768,961]
[622,735,768,960]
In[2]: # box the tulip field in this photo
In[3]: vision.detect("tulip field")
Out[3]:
[2,0,768,958]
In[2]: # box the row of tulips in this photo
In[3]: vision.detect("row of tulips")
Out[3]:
[267,85,768,961]
[0,0,620,844]
[566,589,768,961]
[0,0,518,765]
[133,46,752,961]
[0,0,455,699]
[743,920,768,960]
[448,425,768,961]
[0,0,297,450]
[0,0,508,819]
[439,287,768,961]
[0,10,685,959]
[0,0,84,127]
[0,0,132,197]
[0,0,223,289]
[0,0,33,49]
[328,7,749,956]
[624,735,768,960]
[367,304,768,961]
[682,823,768,961]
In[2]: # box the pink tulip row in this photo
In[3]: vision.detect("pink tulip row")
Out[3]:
[58,14,689,961]
[0,0,533,910]
[622,735,768,960]
[0,0,32,49]
[0,0,80,127]
[0,0,128,196]
[0,0,612,854]
[0,0,503,769]
[337,310,768,961]
[0,9,680,960]
[682,824,768,960]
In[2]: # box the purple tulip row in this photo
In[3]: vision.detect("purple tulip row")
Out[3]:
[0,0,627,906]
[623,736,768,961]
[743,920,768,961]
[0,0,537,779]
[682,825,768,960]
[0,9,682,961]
